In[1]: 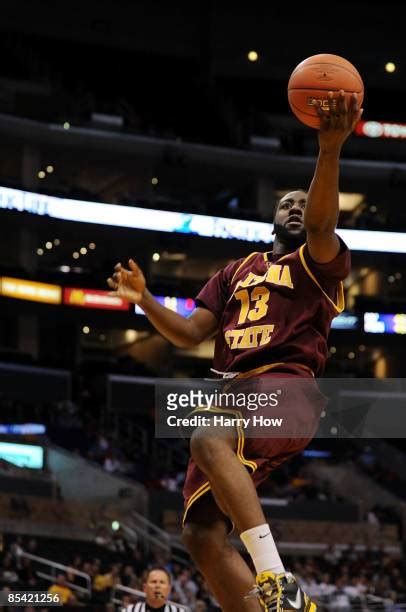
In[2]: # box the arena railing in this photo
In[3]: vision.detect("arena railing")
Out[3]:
[111,584,191,611]
[16,549,92,599]
[121,510,189,565]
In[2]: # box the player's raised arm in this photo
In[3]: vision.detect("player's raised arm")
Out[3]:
[304,90,363,263]
[107,259,218,348]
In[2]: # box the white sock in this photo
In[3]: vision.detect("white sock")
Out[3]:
[240,524,285,575]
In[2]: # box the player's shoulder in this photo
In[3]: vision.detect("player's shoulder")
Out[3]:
[228,251,264,284]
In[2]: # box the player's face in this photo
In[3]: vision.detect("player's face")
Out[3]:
[144,570,171,604]
[274,190,307,237]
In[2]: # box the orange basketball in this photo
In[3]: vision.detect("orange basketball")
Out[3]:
[287,53,364,128]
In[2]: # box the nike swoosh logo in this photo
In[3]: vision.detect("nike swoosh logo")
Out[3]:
[259,532,271,539]
[287,590,302,609]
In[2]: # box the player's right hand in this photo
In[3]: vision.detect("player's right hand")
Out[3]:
[107,259,146,304]
[315,90,363,153]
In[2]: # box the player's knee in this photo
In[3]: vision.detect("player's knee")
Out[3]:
[182,522,229,565]
[190,430,215,467]
[190,429,231,469]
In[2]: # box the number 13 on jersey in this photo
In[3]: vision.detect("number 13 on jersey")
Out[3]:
[234,286,270,324]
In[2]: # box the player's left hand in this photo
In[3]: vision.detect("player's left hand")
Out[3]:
[315,90,363,153]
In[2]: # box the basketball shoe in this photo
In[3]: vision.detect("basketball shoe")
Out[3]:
[246,570,317,611]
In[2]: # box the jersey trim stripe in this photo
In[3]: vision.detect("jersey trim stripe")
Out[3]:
[184,405,258,473]
[230,252,259,285]
[263,251,293,264]
[237,423,257,472]
[298,245,345,314]
[182,480,211,526]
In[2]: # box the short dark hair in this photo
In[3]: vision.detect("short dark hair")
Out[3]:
[145,566,171,583]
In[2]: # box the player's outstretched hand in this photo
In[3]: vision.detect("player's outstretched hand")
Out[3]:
[107,259,146,304]
[315,90,363,153]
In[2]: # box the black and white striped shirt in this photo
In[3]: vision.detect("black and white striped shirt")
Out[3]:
[125,603,184,612]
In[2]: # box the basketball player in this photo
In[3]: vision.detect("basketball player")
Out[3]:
[124,567,184,612]
[108,91,362,611]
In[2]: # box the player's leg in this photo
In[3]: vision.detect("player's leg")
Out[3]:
[190,426,285,576]
[189,426,318,611]
[190,425,267,533]
[182,494,262,612]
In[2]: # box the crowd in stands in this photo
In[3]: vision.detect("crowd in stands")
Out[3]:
[292,544,406,610]
[2,394,406,523]
[0,533,405,610]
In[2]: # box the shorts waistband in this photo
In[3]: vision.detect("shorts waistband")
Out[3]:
[210,362,314,379]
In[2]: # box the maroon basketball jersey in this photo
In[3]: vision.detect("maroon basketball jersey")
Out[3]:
[195,240,350,377]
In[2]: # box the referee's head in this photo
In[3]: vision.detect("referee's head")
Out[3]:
[144,567,172,607]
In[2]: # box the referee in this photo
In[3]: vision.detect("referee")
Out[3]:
[124,567,186,612]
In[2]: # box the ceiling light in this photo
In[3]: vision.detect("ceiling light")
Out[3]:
[247,50,259,62]
[82,326,90,334]
[348,351,355,359]
[88,242,96,250]
[54,239,60,246]
[152,252,160,262]
[151,177,158,185]
[37,248,44,256]
[125,329,138,343]
[80,247,87,255]
[38,170,46,179]
[46,165,54,173]
[63,122,70,130]
[45,241,53,249]
[385,62,396,73]
[72,252,79,259]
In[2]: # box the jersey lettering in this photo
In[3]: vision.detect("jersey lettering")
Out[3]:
[235,264,293,291]
[225,324,274,350]
[195,246,349,376]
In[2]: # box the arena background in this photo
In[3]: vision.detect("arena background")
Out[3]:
[0,1,405,610]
